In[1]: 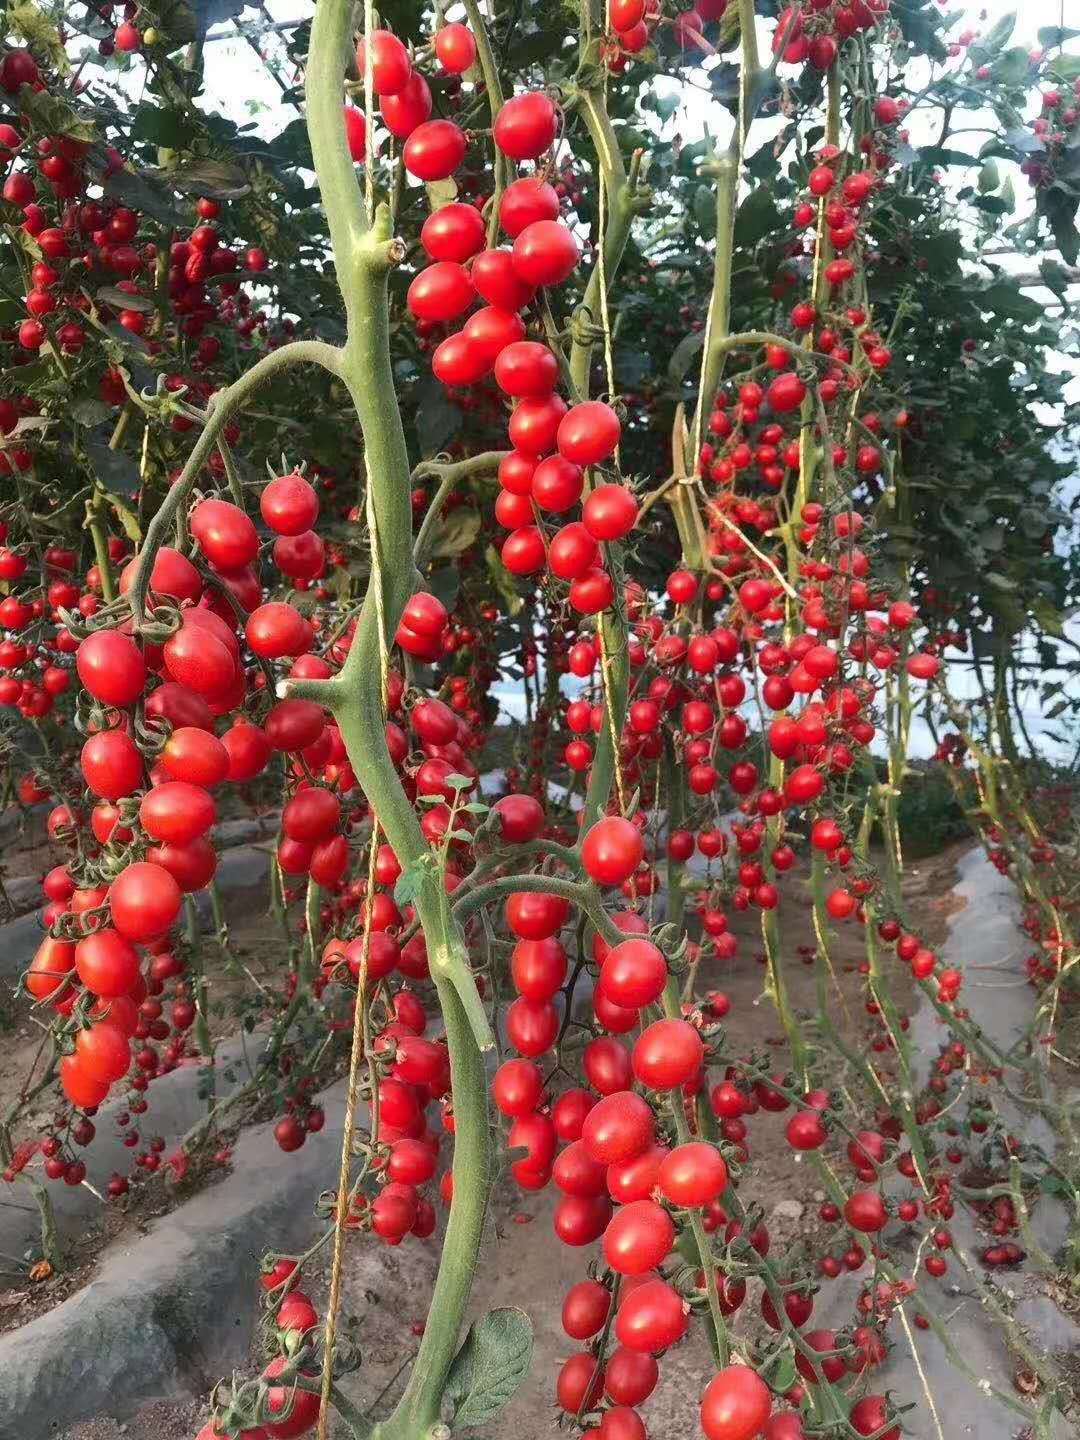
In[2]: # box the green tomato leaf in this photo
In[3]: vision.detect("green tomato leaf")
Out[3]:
[19,86,92,140]
[991,47,1031,86]
[693,183,716,239]
[768,1349,799,1395]
[130,105,193,150]
[978,282,1043,322]
[426,177,459,210]
[1048,52,1080,82]
[8,3,70,69]
[70,395,114,427]
[669,330,705,386]
[84,436,140,496]
[415,376,462,457]
[393,854,435,907]
[485,544,524,617]
[101,162,189,227]
[978,159,999,194]
[426,507,481,559]
[97,286,157,314]
[428,565,460,612]
[445,1307,534,1429]
[982,11,1017,53]
[733,185,776,247]
[168,157,251,199]
[106,491,142,544]
[1038,26,1080,48]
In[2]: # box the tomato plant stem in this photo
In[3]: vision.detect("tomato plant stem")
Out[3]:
[299,5,498,1431]
[127,339,340,629]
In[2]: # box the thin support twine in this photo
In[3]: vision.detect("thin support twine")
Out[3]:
[595,100,620,472]
[594,94,626,819]
[317,468,391,1440]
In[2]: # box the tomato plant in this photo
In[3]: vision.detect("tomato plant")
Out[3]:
[0,2,1078,1440]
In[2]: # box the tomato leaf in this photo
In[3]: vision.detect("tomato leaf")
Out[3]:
[485,544,524,617]
[18,86,92,140]
[991,47,1030,86]
[130,106,194,150]
[426,177,459,211]
[767,1349,798,1395]
[415,376,462,456]
[393,854,436,907]
[693,184,716,238]
[1048,52,1080,82]
[669,330,705,387]
[977,159,999,193]
[70,395,114,427]
[979,11,1017,54]
[978,282,1042,322]
[168,157,251,200]
[1038,25,1080,48]
[97,286,157,315]
[444,1307,533,1429]
[426,508,481,559]
[105,492,142,544]
[7,3,70,71]
[733,186,776,248]
[427,565,460,612]
[84,436,140,497]
[186,0,248,40]
[101,162,189,227]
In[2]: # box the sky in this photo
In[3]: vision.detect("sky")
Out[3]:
[191,2,1079,756]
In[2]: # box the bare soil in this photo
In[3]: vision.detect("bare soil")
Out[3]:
[53,842,967,1440]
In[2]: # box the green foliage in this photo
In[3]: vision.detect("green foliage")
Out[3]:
[444,1308,534,1429]
[892,764,972,858]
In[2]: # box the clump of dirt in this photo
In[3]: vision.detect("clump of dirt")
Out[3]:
[63,1397,210,1440]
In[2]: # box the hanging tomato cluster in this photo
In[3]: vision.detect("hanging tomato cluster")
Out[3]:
[773,0,892,73]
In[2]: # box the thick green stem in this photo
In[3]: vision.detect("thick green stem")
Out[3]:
[662,977,730,1366]
[663,740,687,932]
[29,1179,62,1269]
[375,982,489,1440]
[864,909,934,1195]
[811,852,889,1104]
[297,9,496,1435]
[569,90,633,395]
[691,154,738,465]
[790,62,840,564]
[453,871,626,949]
